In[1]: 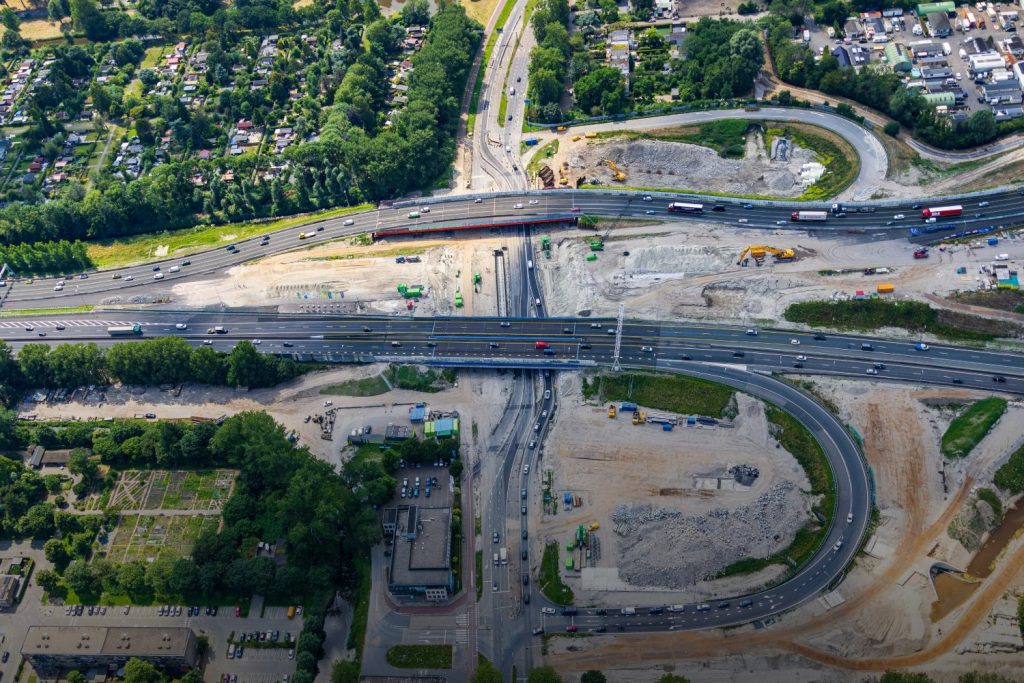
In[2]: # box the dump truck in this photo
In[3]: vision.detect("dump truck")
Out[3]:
[397,283,424,298]
[107,324,143,336]
[877,283,895,293]
[791,211,828,222]
[921,205,962,219]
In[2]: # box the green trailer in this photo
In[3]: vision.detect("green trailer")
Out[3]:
[454,292,464,307]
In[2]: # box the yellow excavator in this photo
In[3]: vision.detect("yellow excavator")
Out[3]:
[737,245,796,266]
[603,159,626,182]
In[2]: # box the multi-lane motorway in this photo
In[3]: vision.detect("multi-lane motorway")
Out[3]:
[4,309,1024,639]
[6,313,1023,392]
[4,187,1024,309]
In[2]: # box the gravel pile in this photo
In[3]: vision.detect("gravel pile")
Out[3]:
[571,138,816,197]
[612,481,810,588]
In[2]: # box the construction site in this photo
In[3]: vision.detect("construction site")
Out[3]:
[529,129,825,197]
[535,378,813,603]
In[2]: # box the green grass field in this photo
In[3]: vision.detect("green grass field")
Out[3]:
[320,376,391,397]
[539,542,574,605]
[385,645,453,669]
[582,372,734,418]
[941,398,1008,459]
[86,204,373,268]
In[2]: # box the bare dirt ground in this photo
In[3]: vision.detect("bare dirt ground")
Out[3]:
[21,366,511,472]
[535,219,1024,332]
[543,379,1024,681]
[558,132,818,197]
[174,234,516,316]
[538,374,810,604]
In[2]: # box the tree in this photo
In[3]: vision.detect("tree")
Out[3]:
[1,8,20,32]
[883,121,900,136]
[18,502,56,538]
[581,672,607,683]
[64,559,99,596]
[69,0,112,40]
[67,672,86,683]
[36,568,62,593]
[656,677,690,683]
[471,659,502,683]
[966,109,997,146]
[48,0,70,22]
[959,674,1015,683]
[123,658,165,683]
[527,667,562,683]
[44,538,71,569]
[400,0,430,25]
[879,674,934,683]
[574,67,626,116]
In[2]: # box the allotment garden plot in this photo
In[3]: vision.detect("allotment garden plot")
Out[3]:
[107,469,236,512]
[107,514,221,563]
[104,470,235,563]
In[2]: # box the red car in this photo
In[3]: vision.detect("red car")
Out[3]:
[565,625,577,632]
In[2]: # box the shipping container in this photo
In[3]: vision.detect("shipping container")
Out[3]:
[877,283,895,293]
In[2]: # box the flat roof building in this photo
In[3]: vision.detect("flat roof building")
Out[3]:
[386,505,453,602]
[21,627,199,674]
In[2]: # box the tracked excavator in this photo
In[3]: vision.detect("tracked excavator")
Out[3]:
[737,245,796,266]
[603,159,626,182]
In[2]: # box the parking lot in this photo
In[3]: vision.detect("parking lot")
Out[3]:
[805,3,1022,120]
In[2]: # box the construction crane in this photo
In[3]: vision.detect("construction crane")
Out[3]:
[737,245,796,266]
[603,159,626,182]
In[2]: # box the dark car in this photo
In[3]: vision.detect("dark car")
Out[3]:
[732,351,745,357]
[648,606,664,615]
[153,266,161,271]
[182,261,191,266]
[793,362,804,368]
[680,354,691,360]
[283,342,294,347]
[595,609,607,616]
[717,601,731,609]
[522,549,528,560]
[993,375,1007,383]
[580,343,592,349]
[739,599,753,608]
[952,378,963,384]
[813,333,827,341]
[55,324,65,330]
[711,204,726,211]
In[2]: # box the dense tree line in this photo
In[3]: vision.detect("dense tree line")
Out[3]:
[0,338,309,393]
[765,16,1004,149]
[0,454,52,538]
[527,0,571,122]
[0,240,92,275]
[675,19,763,102]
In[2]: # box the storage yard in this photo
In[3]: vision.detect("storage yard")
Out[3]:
[537,377,812,602]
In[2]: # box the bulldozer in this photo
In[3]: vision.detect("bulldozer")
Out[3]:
[737,245,796,266]
[603,159,626,182]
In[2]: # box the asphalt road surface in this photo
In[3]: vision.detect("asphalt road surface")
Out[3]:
[3,188,1023,309]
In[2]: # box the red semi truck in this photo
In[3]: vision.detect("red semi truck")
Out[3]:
[921,205,962,219]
